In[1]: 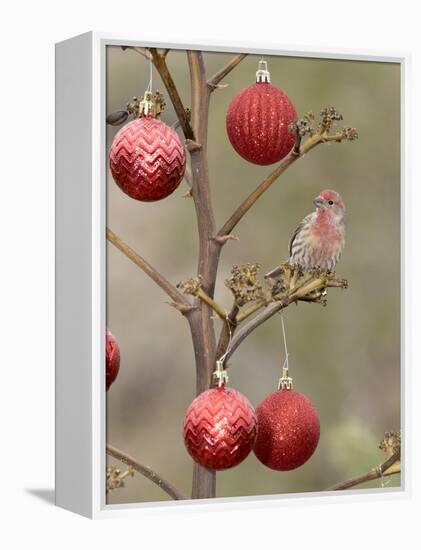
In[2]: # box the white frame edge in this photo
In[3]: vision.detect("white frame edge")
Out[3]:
[55,31,411,519]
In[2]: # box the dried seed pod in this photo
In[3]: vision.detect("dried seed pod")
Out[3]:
[225,263,263,306]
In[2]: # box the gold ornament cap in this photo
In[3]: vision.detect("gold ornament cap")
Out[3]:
[212,360,229,388]
[138,90,165,118]
[278,366,293,390]
[256,60,271,83]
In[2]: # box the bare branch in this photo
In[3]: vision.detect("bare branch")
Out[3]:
[207,53,248,90]
[213,234,239,245]
[149,48,195,140]
[217,110,358,240]
[226,299,290,362]
[291,123,302,156]
[226,268,347,361]
[166,301,198,315]
[196,288,226,320]
[236,299,267,323]
[217,132,322,239]
[326,451,401,491]
[172,108,191,132]
[177,277,226,321]
[121,45,152,61]
[107,227,191,310]
[215,303,239,363]
[107,444,187,500]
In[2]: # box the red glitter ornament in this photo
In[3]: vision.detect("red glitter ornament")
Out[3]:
[106,329,120,391]
[183,382,257,470]
[226,60,297,165]
[253,387,320,471]
[109,93,186,201]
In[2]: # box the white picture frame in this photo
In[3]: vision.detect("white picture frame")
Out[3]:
[55,31,410,519]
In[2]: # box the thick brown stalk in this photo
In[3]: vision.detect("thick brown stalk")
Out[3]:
[186,50,220,499]
[107,444,187,500]
[148,48,219,498]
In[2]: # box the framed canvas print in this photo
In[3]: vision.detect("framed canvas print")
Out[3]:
[55,32,408,518]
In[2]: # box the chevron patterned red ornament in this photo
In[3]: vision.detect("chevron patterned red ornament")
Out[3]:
[183,387,257,470]
[226,60,297,165]
[109,116,186,201]
[253,388,320,471]
[106,329,120,391]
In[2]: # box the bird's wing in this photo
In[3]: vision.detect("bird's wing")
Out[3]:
[288,213,314,258]
[265,213,315,279]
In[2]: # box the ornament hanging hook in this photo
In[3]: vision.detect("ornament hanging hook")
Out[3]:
[212,312,233,388]
[138,59,165,119]
[218,311,233,365]
[147,56,153,93]
[278,311,293,390]
[378,466,391,489]
[280,311,289,372]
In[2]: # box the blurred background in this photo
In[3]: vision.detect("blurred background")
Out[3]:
[106,46,401,504]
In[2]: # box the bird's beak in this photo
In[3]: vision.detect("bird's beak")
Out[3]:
[313,197,324,208]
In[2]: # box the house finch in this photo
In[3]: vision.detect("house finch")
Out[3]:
[265,190,345,277]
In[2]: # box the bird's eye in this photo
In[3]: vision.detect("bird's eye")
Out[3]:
[328,200,334,205]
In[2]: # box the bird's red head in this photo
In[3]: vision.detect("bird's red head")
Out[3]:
[313,190,345,211]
